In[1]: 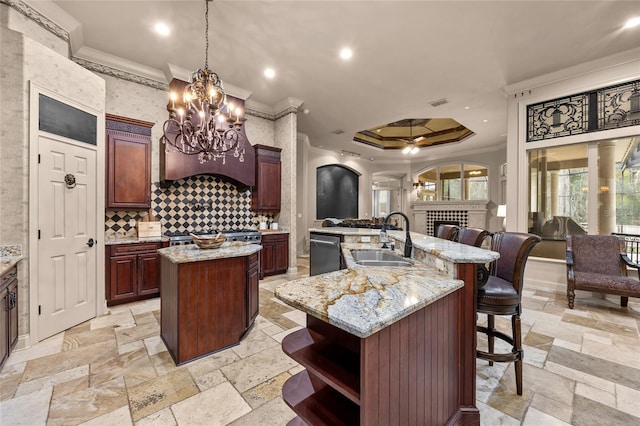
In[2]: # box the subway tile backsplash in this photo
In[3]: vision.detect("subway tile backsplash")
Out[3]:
[105,176,273,234]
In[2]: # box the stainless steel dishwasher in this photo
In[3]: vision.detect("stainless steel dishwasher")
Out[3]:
[309,232,342,276]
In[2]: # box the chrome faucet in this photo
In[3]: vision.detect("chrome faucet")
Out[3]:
[382,211,413,258]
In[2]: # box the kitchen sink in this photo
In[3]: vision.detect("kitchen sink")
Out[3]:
[350,250,413,267]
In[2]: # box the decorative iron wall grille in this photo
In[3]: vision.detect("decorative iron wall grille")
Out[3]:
[527,79,640,142]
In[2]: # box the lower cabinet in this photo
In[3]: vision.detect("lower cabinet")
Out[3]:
[106,241,168,306]
[246,253,260,329]
[1,265,18,370]
[260,233,289,279]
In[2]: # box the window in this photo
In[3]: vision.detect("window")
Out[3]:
[528,137,640,259]
[416,163,488,201]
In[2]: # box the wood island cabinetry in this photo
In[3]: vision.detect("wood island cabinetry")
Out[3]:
[159,246,261,365]
[276,237,497,425]
[105,114,153,210]
[106,241,168,306]
[0,265,18,370]
[260,232,289,278]
[252,144,281,212]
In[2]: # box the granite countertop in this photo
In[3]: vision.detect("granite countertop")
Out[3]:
[0,245,23,276]
[105,235,170,245]
[308,227,381,236]
[275,243,464,338]
[386,230,499,264]
[158,242,262,264]
[259,230,290,235]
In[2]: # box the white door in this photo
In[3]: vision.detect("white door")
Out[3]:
[37,134,97,339]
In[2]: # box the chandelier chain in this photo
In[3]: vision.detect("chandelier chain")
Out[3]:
[204,0,209,69]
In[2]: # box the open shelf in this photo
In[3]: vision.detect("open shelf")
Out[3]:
[282,328,360,404]
[283,370,360,426]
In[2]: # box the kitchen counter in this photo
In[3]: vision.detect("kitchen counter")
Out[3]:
[277,244,464,338]
[105,235,169,245]
[258,229,289,235]
[308,226,380,236]
[0,245,23,275]
[276,231,498,425]
[159,242,261,365]
[157,242,261,263]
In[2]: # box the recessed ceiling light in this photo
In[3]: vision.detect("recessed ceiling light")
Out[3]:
[154,22,170,36]
[340,47,353,60]
[464,106,470,110]
[623,16,640,29]
[264,68,276,79]
[483,119,489,123]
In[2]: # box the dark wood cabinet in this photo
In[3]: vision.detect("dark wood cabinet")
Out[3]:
[1,265,18,370]
[160,251,260,365]
[246,253,260,329]
[106,242,168,306]
[252,145,281,212]
[106,114,154,210]
[260,233,289,278]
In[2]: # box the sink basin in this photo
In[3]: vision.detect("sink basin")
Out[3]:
[350,250,413,267]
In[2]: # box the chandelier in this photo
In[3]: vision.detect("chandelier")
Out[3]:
[402,119,419,155]
[160,0,245,164]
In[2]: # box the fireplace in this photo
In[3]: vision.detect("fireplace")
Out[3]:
[411,201,489,235]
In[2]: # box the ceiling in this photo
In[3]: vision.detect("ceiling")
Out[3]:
[26,0,640,163]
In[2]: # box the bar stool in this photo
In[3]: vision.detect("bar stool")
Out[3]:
[457,227,491,248]
[476,232,541,395]
[435,224,459,240]
[457,227,492,284]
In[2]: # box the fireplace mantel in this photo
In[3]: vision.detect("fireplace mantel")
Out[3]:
[411,200,490,235]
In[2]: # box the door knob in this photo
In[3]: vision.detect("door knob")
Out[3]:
[87,238,95,247]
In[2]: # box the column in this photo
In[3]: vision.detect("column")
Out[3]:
[274,98,303,274]
[550,170,559,217]
[598,141,616,235]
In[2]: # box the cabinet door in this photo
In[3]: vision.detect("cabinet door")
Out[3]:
[108,255,138,302]
[246,257,260,330]
[0,291,7,369]
[138,252,161,296]
[274,239,289,273]
[260,240,275,277]
[106,131,151,209]
[255,160,281,211]
[8,279,18,350]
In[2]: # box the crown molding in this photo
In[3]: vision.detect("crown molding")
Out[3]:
[73,58,168,91]
[4,0,69,41]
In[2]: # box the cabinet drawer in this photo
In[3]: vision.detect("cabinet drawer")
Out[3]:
[261,233,289,243]
[1,267,17,289]
[110,243,161,256]
[248,252,259,267]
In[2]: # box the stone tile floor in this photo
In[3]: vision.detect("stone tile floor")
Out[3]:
[1,257,639,425]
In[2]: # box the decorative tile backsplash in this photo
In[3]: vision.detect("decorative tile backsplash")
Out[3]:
[105,176,273,234]
[426,211,468,236]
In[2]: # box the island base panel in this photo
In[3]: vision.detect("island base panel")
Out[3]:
[282,287,480,425]
[283,370,360,426]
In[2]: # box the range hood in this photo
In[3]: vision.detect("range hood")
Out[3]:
[160,79,255,187]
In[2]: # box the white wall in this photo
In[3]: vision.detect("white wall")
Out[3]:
[505,48,640,293]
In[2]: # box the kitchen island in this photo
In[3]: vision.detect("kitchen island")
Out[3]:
[275,232,499,425]
[158,242,262,365]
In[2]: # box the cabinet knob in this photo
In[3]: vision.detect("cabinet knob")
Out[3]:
[87,238,95,248]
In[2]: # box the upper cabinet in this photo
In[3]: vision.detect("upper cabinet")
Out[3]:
[106,114,154,210]
[252,145,282,212]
